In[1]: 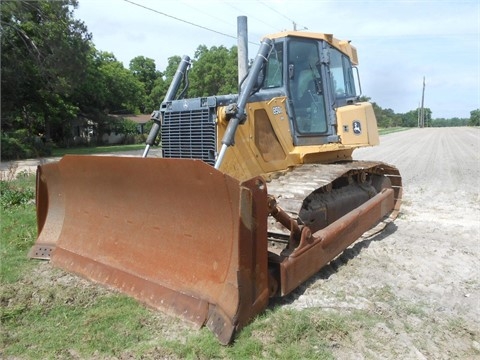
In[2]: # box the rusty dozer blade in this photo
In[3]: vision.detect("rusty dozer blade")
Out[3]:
[28,155,270,344]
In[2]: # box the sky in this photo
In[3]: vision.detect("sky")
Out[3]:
[73,0,480,119]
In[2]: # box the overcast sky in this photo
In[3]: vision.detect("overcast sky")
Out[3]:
[74,0,479,119]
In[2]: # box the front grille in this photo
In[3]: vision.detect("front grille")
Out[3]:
[161,100,216,165]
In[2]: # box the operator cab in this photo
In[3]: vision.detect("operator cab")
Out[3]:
[258,34,360,146]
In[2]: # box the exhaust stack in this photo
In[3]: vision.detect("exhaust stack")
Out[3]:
[237,16,248,86]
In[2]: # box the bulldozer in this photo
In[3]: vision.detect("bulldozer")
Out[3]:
[29,22,402,344]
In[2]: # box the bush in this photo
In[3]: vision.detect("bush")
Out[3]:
[1,131,52,161]
[134,133,147,144]
[1,136,29,160]
[0,180,35,208]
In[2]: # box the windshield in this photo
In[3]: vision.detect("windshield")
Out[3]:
[288,39,327,134]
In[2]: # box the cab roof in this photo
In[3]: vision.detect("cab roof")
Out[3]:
[263,31,359,65]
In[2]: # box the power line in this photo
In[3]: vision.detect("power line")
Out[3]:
[179,0,233,28]
[256,0,307,31]
[256,0,293,22]
[123,0,237,40]
[224,1,279,31]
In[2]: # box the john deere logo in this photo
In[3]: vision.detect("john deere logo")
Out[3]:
[353,120,362,135]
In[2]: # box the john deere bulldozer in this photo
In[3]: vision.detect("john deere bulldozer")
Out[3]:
[29,27,402,344]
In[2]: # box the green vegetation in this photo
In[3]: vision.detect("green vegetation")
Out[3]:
[160,308,352,359]
[1,294,157,358]
[50,143,146,157]
[0,1,237,161]
[364,97,474,129]
[0,174,37,283]
[1,130,53,161]
[468,109,480,126]
[378,127,410,135]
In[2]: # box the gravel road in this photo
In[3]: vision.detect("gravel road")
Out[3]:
[284,127,480,359]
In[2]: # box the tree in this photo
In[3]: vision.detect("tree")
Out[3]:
[73,50,146,144]
[188,45,238,97]
[148,55,182,111]
[401,110,419,127]
[1,0,92,143]
[129,56,159,94]
[430,117,468,127]
[469,109,480,126]
[423,108,432,127]
[359,96,435,128]
[75,50,145,115]
[98,53,145,114]
[129,56,160,112]
[368,102,402,128]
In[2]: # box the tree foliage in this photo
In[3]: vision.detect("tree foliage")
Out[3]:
[129,56,159,94]
[74,50,145,118]
[431,117,469,127]
[1,0,91,143]
[469,109,480,126]
[96,52,145,114]
[129,56,161,112]
[188,45,238,97]
[148,55,182,111]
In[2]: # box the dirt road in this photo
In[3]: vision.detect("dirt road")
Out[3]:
[284,127,480,359]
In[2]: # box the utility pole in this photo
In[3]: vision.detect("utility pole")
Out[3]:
[419,76,426,128]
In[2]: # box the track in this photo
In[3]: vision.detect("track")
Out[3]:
[266,160,402,238]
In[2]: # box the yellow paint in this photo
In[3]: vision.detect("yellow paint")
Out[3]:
[217,98,378,182]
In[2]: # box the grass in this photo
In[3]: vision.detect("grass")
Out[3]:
[0,173,37,283]
[50,143,147,157]
[159,309,354,360]
[2,295,156,358]
[378,127,410,135]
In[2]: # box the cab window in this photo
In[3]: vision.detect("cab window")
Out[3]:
[329,47,356,99]
[288,39,327,134]
[263,43,283,88]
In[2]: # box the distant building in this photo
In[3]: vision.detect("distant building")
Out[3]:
[71,114,152,145]
[113,114,151,134]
